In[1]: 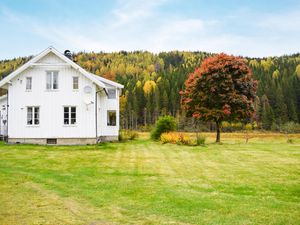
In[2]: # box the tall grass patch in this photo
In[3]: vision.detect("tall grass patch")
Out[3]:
[160,132,206,146]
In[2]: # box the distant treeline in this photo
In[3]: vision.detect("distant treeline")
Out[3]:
[1,51,300,131]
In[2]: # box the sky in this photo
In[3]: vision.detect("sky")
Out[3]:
[0,0,300,59]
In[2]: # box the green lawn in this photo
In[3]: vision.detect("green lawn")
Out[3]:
[0,134,300,225]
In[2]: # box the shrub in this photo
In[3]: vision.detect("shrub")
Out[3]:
[160,132,179,144]
[151,116,176,140]
[160,132,205,146]
[281,122,300,134]
[119,130,139,141]
[271,122,280,132]
[160,132,191,145]
[196,134,206,145]
[252,121,258,129]
[281,122,300,143]
[222,121,258,132]
[128,130,139,140]
[178,133,191,145]
[221,121,232,132]
[244,123,253,131]
[232,122,243,131]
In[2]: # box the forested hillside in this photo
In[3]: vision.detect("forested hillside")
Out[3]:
[1,51,300,131]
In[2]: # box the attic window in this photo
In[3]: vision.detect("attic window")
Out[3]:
[26,77,32,90]
[107,89,116,99]
[73,77,79,90]
[46,71,59,90]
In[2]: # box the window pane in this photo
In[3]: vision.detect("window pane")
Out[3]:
[46,72,52,90]
[64,114,69,123]
[53,72,58,89]
[73,77,79,89]
[34,107,39,125]
[64,107,69,124]
[26,77,32,90]
[107,111,116,126]
[71,118,76,124]
[71,107,76,124]
[34,107,39,114]
[107,89,116,99]
[112,112,116,125]
[27,107,33,125]
[64,119,69,124]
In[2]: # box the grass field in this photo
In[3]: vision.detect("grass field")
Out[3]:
[0,132,300,225]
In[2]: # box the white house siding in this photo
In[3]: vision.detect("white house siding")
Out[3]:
[97,86,120,138]
[8,62,97,139]
[37,52,65,64]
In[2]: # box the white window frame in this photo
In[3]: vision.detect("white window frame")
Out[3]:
[27,106,40,126]
[107,88,116,99]
[63,106,77,125]
[46,71,59,90]
[26,77,32,91]
[72,77,79,90]
[107,110,117,126]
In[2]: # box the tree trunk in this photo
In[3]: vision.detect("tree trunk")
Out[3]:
[143,108,147,126]
[216,121,221,143]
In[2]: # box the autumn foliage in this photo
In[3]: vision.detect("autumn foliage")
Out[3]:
[180,53,258,142]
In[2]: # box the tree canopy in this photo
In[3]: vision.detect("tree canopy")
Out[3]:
[180,53,257,142]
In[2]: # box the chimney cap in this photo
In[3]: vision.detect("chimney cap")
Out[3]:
[64,50,72,59]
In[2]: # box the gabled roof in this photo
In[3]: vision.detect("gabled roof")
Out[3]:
[90,73,124,89]
[0,46,124,90]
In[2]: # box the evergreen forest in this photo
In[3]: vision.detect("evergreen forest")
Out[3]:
[1,51,300,131]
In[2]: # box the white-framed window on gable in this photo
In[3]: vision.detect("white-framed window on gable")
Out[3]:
[26,77,32,90]
[107,88,116,99]
[107,110,116,126]
[27,106,39,125]
[46,71,59,90]
[73,77,79,90]
[64,106,76,125]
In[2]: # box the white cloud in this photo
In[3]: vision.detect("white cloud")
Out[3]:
[1,2,300,58]
[111,0,168,27]
[149,19,206,52]
[1,7,106,52]
[258,10,300,32]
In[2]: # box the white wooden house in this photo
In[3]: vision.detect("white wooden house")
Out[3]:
[0,47,123,145]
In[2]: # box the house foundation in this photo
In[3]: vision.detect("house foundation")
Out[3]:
[8,136,118,145]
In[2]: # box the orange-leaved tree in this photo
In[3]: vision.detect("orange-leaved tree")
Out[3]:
[180,53,258,143]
